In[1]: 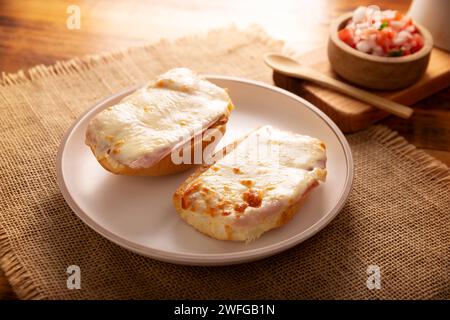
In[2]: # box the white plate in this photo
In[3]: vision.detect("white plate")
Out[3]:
[57,76,353,266]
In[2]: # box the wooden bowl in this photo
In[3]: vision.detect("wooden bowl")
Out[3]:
[327,12,433,90]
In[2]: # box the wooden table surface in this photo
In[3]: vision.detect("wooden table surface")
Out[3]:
[0,0,448,300]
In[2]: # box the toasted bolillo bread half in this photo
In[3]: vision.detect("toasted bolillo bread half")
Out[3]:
[85,68,234,176]
[173,125,327,241]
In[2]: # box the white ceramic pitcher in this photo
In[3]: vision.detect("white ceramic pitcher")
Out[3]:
[408,0,450,51]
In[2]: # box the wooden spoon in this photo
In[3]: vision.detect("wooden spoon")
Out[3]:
[264,53,413,119]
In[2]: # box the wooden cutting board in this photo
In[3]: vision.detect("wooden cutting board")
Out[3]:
[273,47,450,132]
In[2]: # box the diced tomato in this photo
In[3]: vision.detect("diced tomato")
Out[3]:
[403,17,412,27]
[338,28,355,47]
[411,33,424,53]
[376,28,394,51]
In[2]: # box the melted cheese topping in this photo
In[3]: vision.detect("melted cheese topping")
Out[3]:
[181,125,327,232]
[86,68,231,168]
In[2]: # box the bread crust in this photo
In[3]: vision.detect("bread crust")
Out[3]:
[88,111,230,176]
[173,127,326,241]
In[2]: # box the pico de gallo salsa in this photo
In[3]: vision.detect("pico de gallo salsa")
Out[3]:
[338,6,425,57]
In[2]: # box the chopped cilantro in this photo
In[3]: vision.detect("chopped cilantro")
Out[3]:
[379,21,389,30]
[388,49,404,57]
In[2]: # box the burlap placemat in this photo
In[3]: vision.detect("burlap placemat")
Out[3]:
[0,26,449,300]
